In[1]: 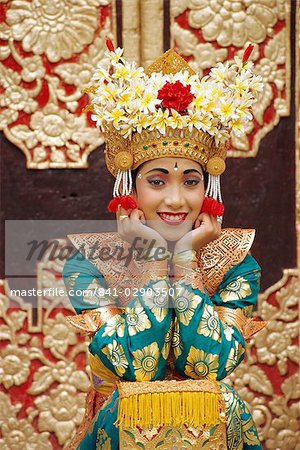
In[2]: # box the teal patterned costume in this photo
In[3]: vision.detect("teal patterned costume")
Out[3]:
[63,229,262,450]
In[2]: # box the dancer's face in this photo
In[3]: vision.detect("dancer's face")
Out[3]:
[133,158,205,241]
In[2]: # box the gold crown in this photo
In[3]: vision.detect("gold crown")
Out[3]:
[90,44,263,180]
[103,49,228,177]
[104,123,227,177]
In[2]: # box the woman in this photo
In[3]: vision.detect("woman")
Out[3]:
[63,41,265,449]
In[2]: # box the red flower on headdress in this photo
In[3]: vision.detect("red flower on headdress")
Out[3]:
[157,81,194,112]
[106,37,115,52]
[242,44,254,63]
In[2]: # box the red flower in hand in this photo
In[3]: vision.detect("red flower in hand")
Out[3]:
[157,81,194,112]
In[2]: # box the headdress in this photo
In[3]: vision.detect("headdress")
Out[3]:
[84,39,263,219]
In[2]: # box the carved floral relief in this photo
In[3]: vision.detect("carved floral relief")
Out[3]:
[0,0,112,168]
[170,0,291,156]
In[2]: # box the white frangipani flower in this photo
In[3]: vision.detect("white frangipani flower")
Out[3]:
[168,109,186,129]
[105,47,124,65]
[249,75,264,96]
[169,70,191,86]
[149,108,170,134]
[132,114,151,133]
[210,62,229,82]
[119,121,134,138]
[88,47,262,146]
[139,87,161,113]
[230,117,246,136]
[107,107,126,127]
[218,99,238,123]
[92,67,110,82]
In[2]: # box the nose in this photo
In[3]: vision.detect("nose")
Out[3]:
[164,185,185,209]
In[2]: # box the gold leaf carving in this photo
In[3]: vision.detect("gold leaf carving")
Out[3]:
[6,0,101,63]
[0,2,113,168]
[281,374,300,401]
[171,1,291,157]
[0,259,90,447]
[173,0,279,47]
[172,22,228,73]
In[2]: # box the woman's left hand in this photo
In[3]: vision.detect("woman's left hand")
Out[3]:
[174,212,221,254]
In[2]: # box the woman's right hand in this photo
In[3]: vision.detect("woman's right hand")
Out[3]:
[116,206,167,250]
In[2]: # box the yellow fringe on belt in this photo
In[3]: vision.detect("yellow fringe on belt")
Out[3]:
[115,379,226,429]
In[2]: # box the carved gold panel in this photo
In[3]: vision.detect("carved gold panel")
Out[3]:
[0,0,114,168]
[170,0,291,157]
[0,241,90,449]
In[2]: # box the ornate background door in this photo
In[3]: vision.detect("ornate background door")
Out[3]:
[0,1,299,448]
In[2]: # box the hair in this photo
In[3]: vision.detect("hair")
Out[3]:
[131,162,208,190]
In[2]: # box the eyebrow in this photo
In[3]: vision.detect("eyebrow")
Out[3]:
[145,168,202,175]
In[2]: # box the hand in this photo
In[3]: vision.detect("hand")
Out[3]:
[116,206,167,249]
[174,213,221,254]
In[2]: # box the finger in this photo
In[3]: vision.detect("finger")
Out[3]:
[210,215,222,236]
[194,217,201,228]
[133,209,146,225]
[138,209,146,224]
[117,206,130,234]
[130,208,141,222]
[198,212,212,225]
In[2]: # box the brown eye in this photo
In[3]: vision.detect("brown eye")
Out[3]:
[184,179,200,186]
[148,179,165,186]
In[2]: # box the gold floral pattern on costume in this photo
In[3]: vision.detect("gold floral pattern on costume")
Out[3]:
[83,279,114,308]
[125,302,151,336]
[161,321,173,360]
[132,342,159,381]
[185,347,219,380]
[142,280,169,322]
[197,304,221,342]
[173,287,201,325]
[102,315,125,338]
[225,341,245,376]
[172,317,183,358]
[102,340,129,377]
[242,305,254,319]
[223,322,235,342]
[64,272,80,291]
[219,276,251,302]
[96,429,111,450]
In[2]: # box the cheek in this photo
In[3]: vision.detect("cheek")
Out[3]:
[188,186,205,215]
[135,184,162,216]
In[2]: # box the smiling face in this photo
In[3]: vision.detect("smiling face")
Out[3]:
[132,157,205,241]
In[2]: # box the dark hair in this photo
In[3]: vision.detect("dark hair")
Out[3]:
[132,162,208,190]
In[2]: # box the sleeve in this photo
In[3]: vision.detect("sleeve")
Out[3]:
[171,254,261,381]
[62,251,114,314]
[63,252,173,383]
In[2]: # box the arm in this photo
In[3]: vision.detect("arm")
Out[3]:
[171,252,261,381]
[63,250,115,314]
[63,251,173,384]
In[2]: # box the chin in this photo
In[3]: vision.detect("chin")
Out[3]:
[153,220,194,243]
